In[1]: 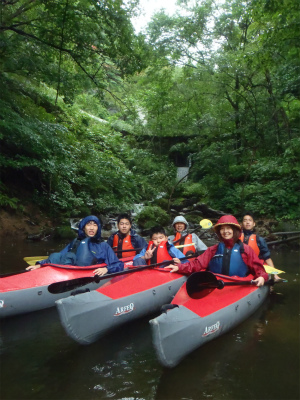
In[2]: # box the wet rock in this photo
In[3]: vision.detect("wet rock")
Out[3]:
[27,233,42,241]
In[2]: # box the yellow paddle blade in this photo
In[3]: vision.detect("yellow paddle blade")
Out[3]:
[199,219,213,229]
[263,264,285,275]
[175,243,195,249]
[23,256,48,265]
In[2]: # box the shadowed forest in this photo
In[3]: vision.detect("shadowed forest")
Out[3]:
[1,0,299,228]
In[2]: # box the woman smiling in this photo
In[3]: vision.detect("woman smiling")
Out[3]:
[165,215,268,287]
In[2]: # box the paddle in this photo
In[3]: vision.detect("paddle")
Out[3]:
[175,243,195,249]
[172,219,213,245]
[112,247,144,252]
[263,264,285,275]
[24,256,48,265]
[47,252,203,294]
[186,271,284,299]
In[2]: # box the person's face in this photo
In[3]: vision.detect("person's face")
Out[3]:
[242,215,255,230]
[175,222,186,232]
[219,224,234,240]
[118,218,131,235]
[84,221,98,237]
[151,233,168,246]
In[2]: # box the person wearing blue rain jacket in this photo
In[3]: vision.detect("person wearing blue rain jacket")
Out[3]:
[26,215,124,276]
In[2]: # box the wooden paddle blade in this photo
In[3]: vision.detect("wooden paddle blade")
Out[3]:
[186,271,220,299]
[199,219,213,229]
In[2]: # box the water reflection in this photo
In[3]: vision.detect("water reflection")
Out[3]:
[0,238,299,400]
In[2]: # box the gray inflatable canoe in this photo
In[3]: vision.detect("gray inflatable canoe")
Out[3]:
[150,272,269,368]
[0,258,133,318]
[56,268,188,344]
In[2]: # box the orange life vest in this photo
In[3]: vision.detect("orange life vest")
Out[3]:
[146,240,173,265]
[174,232,196,255]
[112,233,136,258]
[240,233,260,256]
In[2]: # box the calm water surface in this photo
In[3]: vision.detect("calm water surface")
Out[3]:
[0,238,299,400]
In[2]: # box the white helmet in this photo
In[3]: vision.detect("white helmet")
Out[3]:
[172,216,189,230]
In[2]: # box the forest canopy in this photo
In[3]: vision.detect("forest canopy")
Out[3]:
[0,0,299,221]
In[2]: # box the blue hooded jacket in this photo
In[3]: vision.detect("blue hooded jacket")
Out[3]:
[39,215,123,272]
[77,215,102,241]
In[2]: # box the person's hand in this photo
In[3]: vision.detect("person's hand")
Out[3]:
[164,264,179,273]
[172,258,181,264]
[144,244,156,260]
[93,267,108,276]
[252,276,265,287]
[26,264,41,271]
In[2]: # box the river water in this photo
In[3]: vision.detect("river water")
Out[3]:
[0,237,299,400]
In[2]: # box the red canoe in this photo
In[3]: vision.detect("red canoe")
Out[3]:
[0,257,134,318]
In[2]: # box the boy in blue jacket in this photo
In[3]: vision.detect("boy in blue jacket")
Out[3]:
[133,226,188,267]
[26,215,123,276]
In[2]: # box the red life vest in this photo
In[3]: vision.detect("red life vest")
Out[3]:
[240,233,260,256]
[112,233,136,258]
[174,232,196,255]
[146,240,173,265]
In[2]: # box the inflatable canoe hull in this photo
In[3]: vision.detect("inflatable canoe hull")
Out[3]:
[0,258,133,318]
[150,274,269,368]
[56,268,188,345]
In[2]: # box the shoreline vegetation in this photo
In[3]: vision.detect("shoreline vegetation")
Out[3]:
[1,207,299,251]
[1,1,299,242]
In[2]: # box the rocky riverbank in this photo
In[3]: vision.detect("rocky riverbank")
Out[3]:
[0,205,299,250]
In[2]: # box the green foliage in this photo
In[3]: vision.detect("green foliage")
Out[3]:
[0,0,299,224]
[135,206,170,229]
[181,182,209,204]
[130,0,300,220]
[0,193,20,210]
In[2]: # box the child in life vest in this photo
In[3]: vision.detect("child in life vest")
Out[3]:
[133,226,189,267]
[168,216,207,256]
[107,213,147,258]
[165,215,268,286]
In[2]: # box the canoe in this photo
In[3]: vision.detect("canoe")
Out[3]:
[55,267,190,345]
[149,272,269,368]
[0,257,133,318]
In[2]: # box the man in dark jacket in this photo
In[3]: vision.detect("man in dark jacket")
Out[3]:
[26,215,123,276]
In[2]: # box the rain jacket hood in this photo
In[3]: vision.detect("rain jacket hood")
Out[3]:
[78,215,102,240]
[172,216,189,230]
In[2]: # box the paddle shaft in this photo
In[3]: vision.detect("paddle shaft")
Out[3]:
[185,271,281,298]
[47,253,201,294]
[173,223,212,244]
[200,280,255,290]
[172,227,201,244]
[195,278,277,291]
[112,247,144,252]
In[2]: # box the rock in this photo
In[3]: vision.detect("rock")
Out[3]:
[27,233,42,241]
[194,203,226,218]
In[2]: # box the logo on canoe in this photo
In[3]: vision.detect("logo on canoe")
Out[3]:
[114,302,135,317]
[0,300,4,308]
[202,321,220,337]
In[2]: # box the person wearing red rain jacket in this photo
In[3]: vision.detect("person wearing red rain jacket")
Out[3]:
[165,215,268,286]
